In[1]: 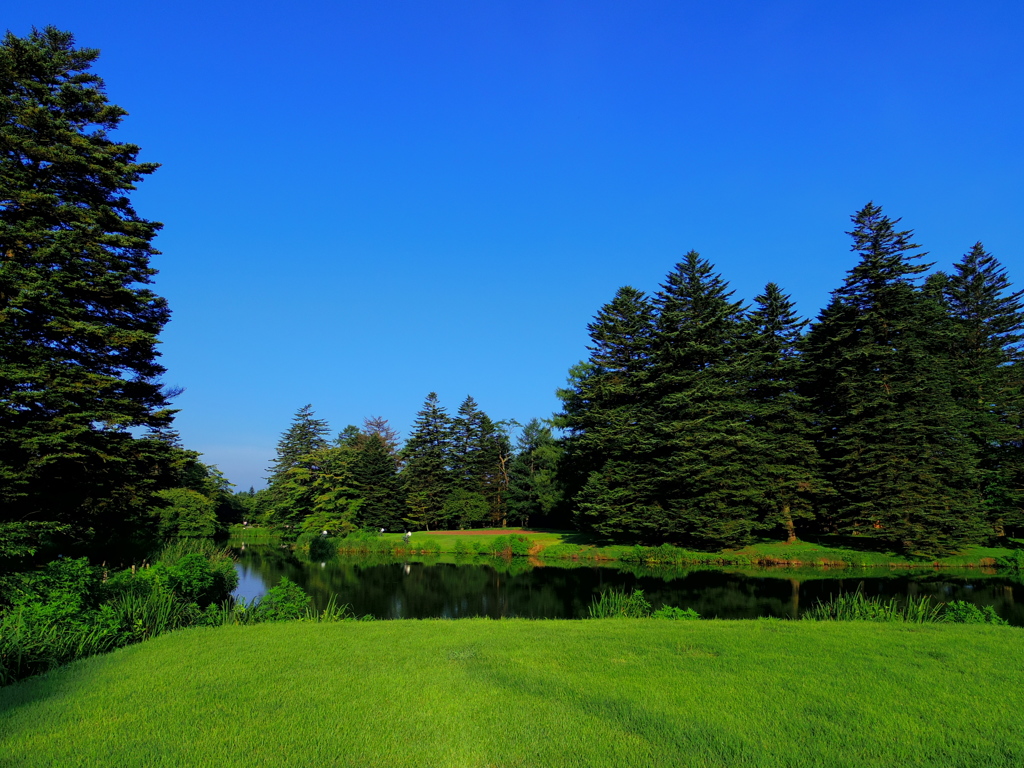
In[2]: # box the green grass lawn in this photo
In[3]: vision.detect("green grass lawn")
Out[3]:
[2,620,1021,767]
[367,529,1020,569]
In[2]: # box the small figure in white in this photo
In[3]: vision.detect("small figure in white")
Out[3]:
[379,527,385,537]
[403,531,411,544]
[321,530,328,537]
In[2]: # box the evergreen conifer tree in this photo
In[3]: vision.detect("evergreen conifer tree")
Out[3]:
[0,28,178,552]
[452,396,486,491]
[266,405,330,483]
[932,243,1024,536]
[263,405,331,528]
[507,419,565,528]
[649,252,758,547]
[402,393,454,530]
[802,204,985,555]
[351,433,405,530]
[743,283,831,541]
[557,286,659,536]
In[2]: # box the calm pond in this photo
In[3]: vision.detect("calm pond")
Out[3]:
[230,542,1024,625]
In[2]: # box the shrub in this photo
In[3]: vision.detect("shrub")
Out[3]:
[251,577,311,622]
[490,534,531,557]
[652,605,700,620]
[539,543,582,560]
[940,600,1008,625]
[997,550,1024,572]
[308,535,338,560]
[453,540,469,556]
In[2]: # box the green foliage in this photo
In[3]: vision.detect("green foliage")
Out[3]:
[803,204,986,555]
[152,488,218,538]
[441,488,490,529]
[0,27,180,553]
[803,591,943,623]
[247,576,311,622]
[804,590,1009,625]
[507,419,565,528]
[0,543,238,685]
[538,542,584,559]
[350,431,405,530]
[998,549,1024,571]
[651,605,700,620]
[336,530,394,555]
[489,534,531,557]
[402,392,456,530]
[940,600,1008,625]
[931,243,1024,538]
[587,588,652,618]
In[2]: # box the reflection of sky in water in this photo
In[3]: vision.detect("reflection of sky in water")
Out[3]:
[233,564,269,604]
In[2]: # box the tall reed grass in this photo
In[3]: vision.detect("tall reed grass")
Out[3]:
[803,591,943,622]
[587,588,653,618]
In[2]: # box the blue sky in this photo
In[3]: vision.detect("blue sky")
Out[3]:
[10,1,1023,489]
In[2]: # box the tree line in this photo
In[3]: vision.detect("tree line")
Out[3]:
[247,397,565,534]
[557,204,1023,555]
[1,28,1021,564]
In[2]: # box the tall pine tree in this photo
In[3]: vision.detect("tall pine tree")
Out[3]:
[557,286,660,537]
[803,204,985,555]
[0,28,178,553]
[743,283,831,542]
[650,252,758,547]
[931,243,1024,536]
[402,393,454,530]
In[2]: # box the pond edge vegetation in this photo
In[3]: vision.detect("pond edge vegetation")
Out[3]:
[276,528,1024,571]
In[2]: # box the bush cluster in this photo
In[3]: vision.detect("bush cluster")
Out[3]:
[0,542,238,685]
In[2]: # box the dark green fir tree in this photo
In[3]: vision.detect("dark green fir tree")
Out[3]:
[0,28,178,554]
[401,393,454,530]
[931,243,1024,536]
[803,204,986,555]
[263,404,331,528]
[743,283,832,542]
[649,252,758,547]
[352,431,405,530]
[507,419,565,528]
[556,286,660,538]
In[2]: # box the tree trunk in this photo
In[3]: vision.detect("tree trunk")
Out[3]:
[782,503,797,544]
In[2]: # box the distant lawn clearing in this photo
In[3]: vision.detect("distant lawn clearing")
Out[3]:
[2,621,1021,767]
[430,527,541,536]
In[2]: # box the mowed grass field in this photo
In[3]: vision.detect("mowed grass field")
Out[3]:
[371,528,1018,568]
[1,620,1021,767]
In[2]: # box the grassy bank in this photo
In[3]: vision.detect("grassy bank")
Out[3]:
[1,620,1020,767]
[315,529,1023,570]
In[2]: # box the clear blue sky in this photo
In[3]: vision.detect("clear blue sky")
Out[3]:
[10,1,1023,490]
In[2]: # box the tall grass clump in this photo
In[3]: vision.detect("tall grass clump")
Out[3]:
[803,590,1008,624]
[588,588,653,618]
[803,591,942,622]
[211,579,358,625]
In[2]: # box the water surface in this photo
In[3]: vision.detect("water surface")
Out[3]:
[230,542,1024,624]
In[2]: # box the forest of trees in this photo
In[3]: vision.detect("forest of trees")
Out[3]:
[556,207,1023,555]
[246,204,1023,557]
[248,398,565,534]
[2,28,1022,565]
